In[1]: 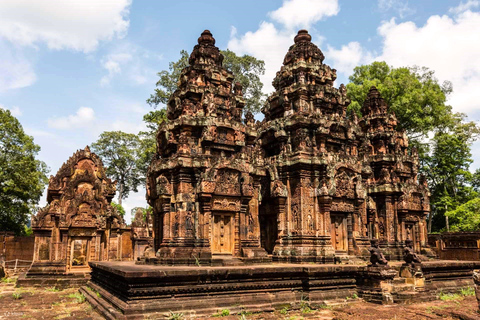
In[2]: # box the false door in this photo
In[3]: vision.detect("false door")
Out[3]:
[212,213,234,254]
[71,238,89,267]
[331,214,347,252]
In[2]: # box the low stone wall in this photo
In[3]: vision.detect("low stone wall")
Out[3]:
[428,233,480,260]
[0,232,34,261]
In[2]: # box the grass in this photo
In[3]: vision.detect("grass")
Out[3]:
[439,287,475,301]
[12,292,22,299]
[213,309,231,317]
[460,287,475,296]
[1,277,16,284]
[67,292,85,304]
[300,295,311,314]
[280,306,290,315]
[45,287,60,292]
[167,312,184,320]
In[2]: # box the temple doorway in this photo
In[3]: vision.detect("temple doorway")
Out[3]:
[71,238,89,267]
[259,206,277,254]
[212,213,234,254]
[330,214,347,252]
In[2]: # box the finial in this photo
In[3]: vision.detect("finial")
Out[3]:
[294,29,312,43]
[198,30,215,45]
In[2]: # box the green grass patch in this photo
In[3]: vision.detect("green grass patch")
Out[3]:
[12,292,22,299]
[67,292,85,303]
[1,277,16,284]
[167,312,184,320]
[212,309,230,317]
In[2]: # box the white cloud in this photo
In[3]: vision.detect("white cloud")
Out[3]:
[0,104,22,117]
[0,41,36,91]
[325,42,373,82]
[228,0,340,95]
[228,22,295,94]
[378,0,415,19]
[376,7,480,114]
[268,0,339,30]
[449,0,479,15]
[100,52,133,86]
[100,43,157,86]
[0,0,131,53]
[47,107,95,130]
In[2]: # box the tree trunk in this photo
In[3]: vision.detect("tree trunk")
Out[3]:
[445,204,449,232]
[118,183,124,206]
[428,211,433,233]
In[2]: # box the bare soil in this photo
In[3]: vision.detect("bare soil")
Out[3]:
[2,276,480,320]
[0,277,102,320]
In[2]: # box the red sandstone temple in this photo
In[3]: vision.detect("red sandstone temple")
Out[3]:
[27,147,130,279]
[146,30,432,265]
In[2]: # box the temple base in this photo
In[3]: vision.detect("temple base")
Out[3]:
[82,260,480,319]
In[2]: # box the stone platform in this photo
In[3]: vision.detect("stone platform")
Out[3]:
[17,262,90,289]
[81,260,480,319]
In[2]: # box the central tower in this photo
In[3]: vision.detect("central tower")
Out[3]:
[146,30,267,264]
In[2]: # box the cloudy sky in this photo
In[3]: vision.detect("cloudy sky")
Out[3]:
[1,0,479,223]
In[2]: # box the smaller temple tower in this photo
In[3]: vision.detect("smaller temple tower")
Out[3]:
[28,146,128,276]
[359,86,431,257]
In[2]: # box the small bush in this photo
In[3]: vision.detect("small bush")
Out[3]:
[12,292,22,299]
[45,287,60,292]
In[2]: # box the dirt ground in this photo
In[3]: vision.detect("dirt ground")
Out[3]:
[2,276,480,320]
[0,276,103,320]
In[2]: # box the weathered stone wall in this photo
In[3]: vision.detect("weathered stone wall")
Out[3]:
[428,232,480,260]
[0,232,34,262]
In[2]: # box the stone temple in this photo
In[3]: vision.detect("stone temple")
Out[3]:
[82,30,479,318]
[145,29,432,265]
[19,146,130,287]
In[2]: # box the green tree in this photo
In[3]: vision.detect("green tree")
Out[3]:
[421,114,480,232]
[347,62,453,140]
[147,49,266,114]
[91,131,142,206]
[0,108,49,234]
[111,202,126,218]
[137,109,167,178]
[346,61,480,233]
[445,198,480,232]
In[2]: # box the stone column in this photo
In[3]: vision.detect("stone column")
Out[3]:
[347,212,354,254]
[385,195,394,243]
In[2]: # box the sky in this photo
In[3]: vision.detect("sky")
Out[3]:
[1,0,480,223]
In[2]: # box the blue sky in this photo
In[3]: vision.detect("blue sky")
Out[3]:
[1,0,479,223]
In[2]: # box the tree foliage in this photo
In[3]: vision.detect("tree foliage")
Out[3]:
[137,109,167,178]
[91,131,142,206]
[0,108,49,234]
[111,201,126,218]
[422,114,480,231]
[445,198,480,232]
[347,62,453,140]
[346,62,480,232]
[147,49,266,114]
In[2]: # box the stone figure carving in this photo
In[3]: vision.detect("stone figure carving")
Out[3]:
[369,239,388,266]
[403,239,421,266]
